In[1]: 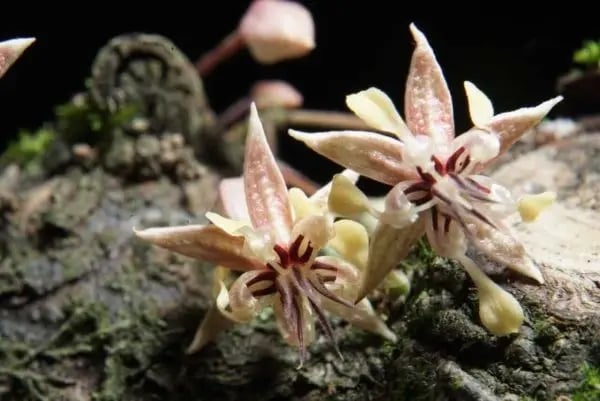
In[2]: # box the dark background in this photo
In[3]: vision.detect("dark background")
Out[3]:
[0,3,597,179]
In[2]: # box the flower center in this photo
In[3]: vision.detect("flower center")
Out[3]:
[271,235,314,271]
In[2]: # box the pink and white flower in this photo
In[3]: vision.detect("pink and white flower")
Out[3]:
[134,104,395,362]
[289,24,562,336]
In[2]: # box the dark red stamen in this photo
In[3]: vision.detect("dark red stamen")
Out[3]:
[456,155,471,174]
[443,215,451,233]
[310,261,337,272]
[247,270,277,286]
[296,243,313,264]
[274,244,289,267]
[431,207,439,231]
[446,146,465,173]
[288,235,303,262]
[251,285,277,297]
[416,167,436,183]
[465,177,491,194]
[404,181,432,194]
[432,155,445,175]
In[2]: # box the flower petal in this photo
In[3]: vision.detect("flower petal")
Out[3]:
[323,297,397,342]
[480,96,563,167]
[205,212,249,236]
[0,38,35,79]
[356,218,425,302]
[226,269,274,322]
[219,177,251,222]
[133,224,260,271]
[186,266,236,354]
[464,81,494,127]
[463,216,544,284]
[405,24,454,144]
[288,187,320,221]
[291,214,334,254]
[310,168,360,209]
[187,301,236,354]
[289,129,416,185]
[450,129,500,168]
[328,219,369,271]
[328,173,372,217]
[244,103,293,243]
[346,87,412,140]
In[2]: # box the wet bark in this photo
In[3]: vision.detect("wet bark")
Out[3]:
[0,34,598,401]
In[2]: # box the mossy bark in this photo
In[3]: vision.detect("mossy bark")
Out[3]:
[1,34,598,401]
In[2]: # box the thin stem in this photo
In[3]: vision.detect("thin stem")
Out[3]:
[218,96,252,129]
[284,109,371,131]
[277,159,319,195]
[196,31,245,76]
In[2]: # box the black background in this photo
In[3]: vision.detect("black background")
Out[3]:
[0,2,597,181]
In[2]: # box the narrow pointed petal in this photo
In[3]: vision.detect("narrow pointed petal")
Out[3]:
[464,217,544,284]
[405,24,454,144]
[323,297,397,342]
[133,224,260,271]
[219,177,251,222]
[356,218,425,302]
[480,96,563,167]
[346,87,412,139]
[187,266,236,353]
[205,212,249,236]
[0,38,35,79]
[289,129,416,185]
[464,81,494,127]
[244,103,293,243]
[187,303,235,354]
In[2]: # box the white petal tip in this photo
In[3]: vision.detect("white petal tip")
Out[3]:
[1,37,36,52]
[288,129,309,141]
[544,96,564,109]
[408,23,426,43]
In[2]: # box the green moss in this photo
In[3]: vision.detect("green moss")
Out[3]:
[0,128,55,170]
[573,363,600,401]
[574,40,600,68]
[55,95,138,144]
[0,292,167,401]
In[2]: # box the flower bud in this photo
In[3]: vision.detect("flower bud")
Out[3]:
[239,0,315,64]
[518,191,556,223]
[251,80,303,109]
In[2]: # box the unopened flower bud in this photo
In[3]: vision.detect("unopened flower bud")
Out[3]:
[458,254,524,336]
[478,280,524,336]
[518,191,556,222]
[251,80,303,109]
[239,0,315,64]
